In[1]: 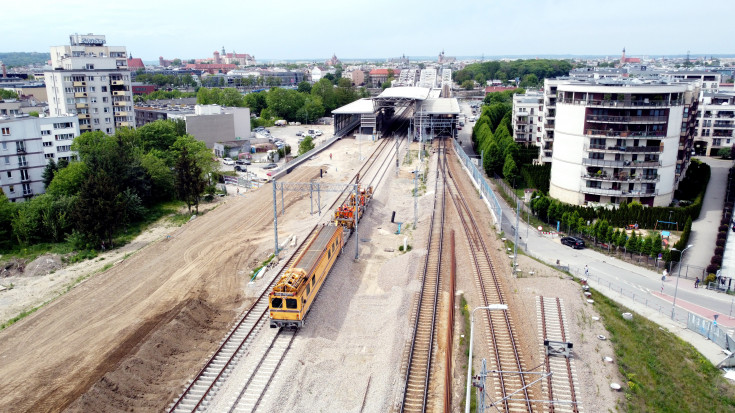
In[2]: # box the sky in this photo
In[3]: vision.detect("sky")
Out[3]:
[3,0,733,62]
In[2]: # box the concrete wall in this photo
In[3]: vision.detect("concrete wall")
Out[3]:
[186,113,235,148]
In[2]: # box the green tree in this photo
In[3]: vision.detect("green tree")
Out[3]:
[28,111,39,117]
[47,161,87,197]
[221,88,245,107]
[172,58,182,67]
[312,78,336,111]
[296,95,325,124]
[137,119,181,153]
[718,147,732,159]
[297,81,312,94]
[298,136,315,156]
[73,170,123,246]
[520,74,539,88]
[141,152,175,203]
[244,91,268,116]
[266,88,305,120]
[0,90,18,100]
[503,154,518,184]
[174,145,207,214]
[0,193,18,249]
[461,80,474,90]
[42,159,57,188]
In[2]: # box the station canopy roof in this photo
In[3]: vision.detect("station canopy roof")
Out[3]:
[332,98,375,115]
[416,98,461,115]
[376,86,431,101]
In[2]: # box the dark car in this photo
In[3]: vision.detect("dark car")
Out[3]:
[561,236,585,249]
[263,163,278,170]
[235,165,247,172]
[235,159,251,165]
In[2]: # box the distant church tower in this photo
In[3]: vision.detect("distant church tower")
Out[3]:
[619,47,626,67]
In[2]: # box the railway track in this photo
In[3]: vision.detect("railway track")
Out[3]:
[443,144,534,412]
[168,130,403,413]
[400,138,447,412]
[537,297,581,413]
[227,329,297,412]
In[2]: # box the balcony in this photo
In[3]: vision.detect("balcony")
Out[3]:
[18,161,28,167]
[78,113,90,119]
[558,98,683,107]
[581,186,657,197]
[75,103,89,109]
[586,115,668,124]
[113,91,127,96]
[713,122,735,129]
[21,174,31,182]
[544,123,555,129]
[111,80,125,86]
[22,189,33,197]
[114,101,127,107]
[80,124,92,131]
[116,121,131,127]
[585,129,666,138]
[73,81,86,87]
[582,158,661,168]
[114,111,128,117]
[74,92,88,98]
[16,146,26,154]
[585,145,663,154]
[582,174,660,183]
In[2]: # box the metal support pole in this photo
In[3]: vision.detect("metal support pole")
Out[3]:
[513,200,520,275]
[672,244,693,320]
[273,179,279,255]
[310,183,313,215]
[466,305,508,413]
[413,170,418,229]
[318,184,321,215]
[281,184,285,216]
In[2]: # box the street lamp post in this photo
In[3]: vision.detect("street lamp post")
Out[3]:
[526,196,541,239]
[671,244,693,320]
[466,304,509,413]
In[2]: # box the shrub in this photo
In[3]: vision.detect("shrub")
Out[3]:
[719,225,729,232]
[711,255,723,265]
[717,239,727,247]
[705,272,717,284]
[718,232,728,241]
[715,247,725,256]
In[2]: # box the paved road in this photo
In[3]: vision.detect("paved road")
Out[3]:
[454,100,735,350]
[685,156,733,269]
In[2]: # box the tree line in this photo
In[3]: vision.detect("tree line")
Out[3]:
[135,72,197,88]
[196,79,368,124]
[454,59,572,88]
[0,120,215,252]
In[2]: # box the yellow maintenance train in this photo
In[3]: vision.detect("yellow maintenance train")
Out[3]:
[269,185,372,329]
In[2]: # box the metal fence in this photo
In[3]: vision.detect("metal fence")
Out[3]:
[451,139,503,224]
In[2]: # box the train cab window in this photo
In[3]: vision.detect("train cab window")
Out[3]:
[271,298,283,308]
[311,277,315,287]
[328,250,331,259]
[286,298,297,309]
[307,284,311,296]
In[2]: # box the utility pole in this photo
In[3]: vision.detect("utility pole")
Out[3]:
[513,199,520,275]
[413,169,418,228]
[272,179,279,255]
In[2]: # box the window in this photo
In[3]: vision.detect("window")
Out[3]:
[1,127,9,135]
[90,87,96,92]
[88,76,94,81]
[44,153,55,159]
[103,107,109,113]
[102,97,108,103]
[55,133,74,141]
[20,169,28,181]
[93,108,98,114]
[93,118,99,125]
[271,297,282,308]
[57,145,71,152]
[41,130,51,135]
[53,122,73,129]
[100,76,107,81]
[105,118,111,124]
[64,87,73,93]
[1,142,6,150]
[4,156,8,164]
[6,171,10,178]
[8,185,14,193]
[91,97,97,103]
[285,298,297,309]
[101,86,107,92]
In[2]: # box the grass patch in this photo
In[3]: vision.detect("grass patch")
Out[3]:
[251,253,276,281]
[398,244,412,253]
[591,289,735,411]
[459,294,477,412]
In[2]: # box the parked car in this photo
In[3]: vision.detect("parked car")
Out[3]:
[222,157,235,165]
[236,159,251,165]
[235,165,247,172]
[561,236,585,249]
[263,163,278,170]
[296,131,303,136]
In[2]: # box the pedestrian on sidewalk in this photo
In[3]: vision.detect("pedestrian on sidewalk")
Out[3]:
[584,265,589,277]
[695,277,700,289]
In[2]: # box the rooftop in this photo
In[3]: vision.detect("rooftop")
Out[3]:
[416,98,460,115]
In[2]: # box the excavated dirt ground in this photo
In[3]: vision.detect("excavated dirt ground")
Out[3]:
[0,138,369,412]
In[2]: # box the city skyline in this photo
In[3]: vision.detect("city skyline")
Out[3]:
[2,0,734,62]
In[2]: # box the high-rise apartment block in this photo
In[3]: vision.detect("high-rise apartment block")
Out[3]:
[694,91,735,156]
[45,34,134,135]
[0,115,79,202]
[530,78,700,207]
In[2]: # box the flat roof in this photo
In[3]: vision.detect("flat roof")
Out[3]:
[332,98,375,115]
[375,86,431,101]
[416,98,460,115]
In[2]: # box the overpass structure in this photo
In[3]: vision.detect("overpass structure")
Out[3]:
[332,86,461,140]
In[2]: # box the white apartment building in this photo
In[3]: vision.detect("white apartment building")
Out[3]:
[546,78,700,207]
[693,91,735,156]
[660,71,721,93]
[511,91,543,145]
[45,34,134,135]
[0,115,79,202]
